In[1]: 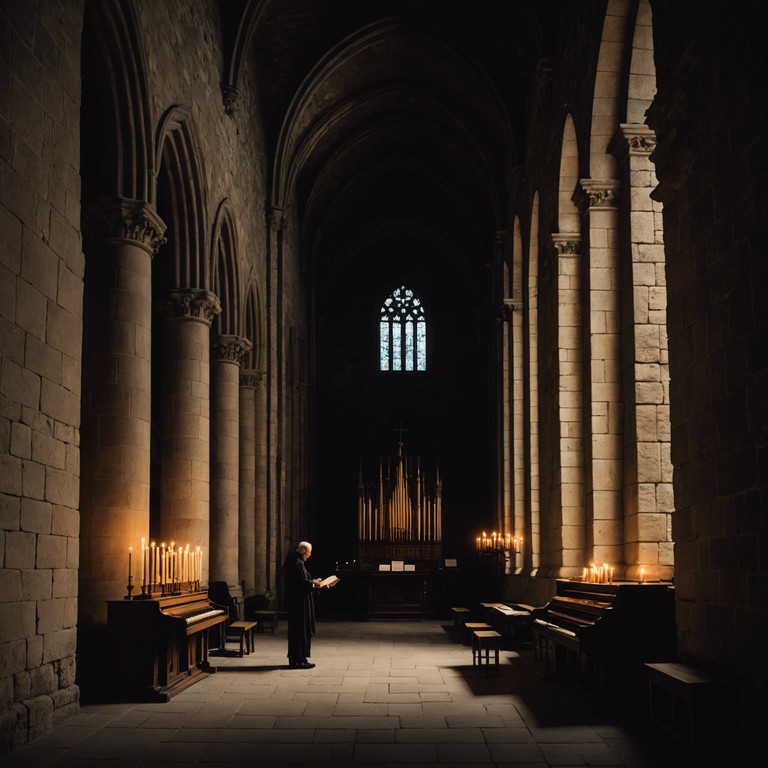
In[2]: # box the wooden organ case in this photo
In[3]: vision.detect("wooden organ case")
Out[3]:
[107,591,228,701]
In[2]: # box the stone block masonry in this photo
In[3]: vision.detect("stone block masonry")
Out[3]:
[0,0,84,753]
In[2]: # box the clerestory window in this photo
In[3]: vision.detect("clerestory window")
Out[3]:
[379,285,427,371]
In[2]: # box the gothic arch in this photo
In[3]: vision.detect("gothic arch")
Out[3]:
[558,114,581,233]
[242,277,265,371]
[271,18,514,216]
[211,200,242,337]
[81,0,154,202]
[589,0,632,179]
[155,106,210,289]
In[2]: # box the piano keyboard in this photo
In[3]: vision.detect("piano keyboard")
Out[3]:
[533,618,577,637]
[177,607,225,623]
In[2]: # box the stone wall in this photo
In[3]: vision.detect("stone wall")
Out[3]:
[0,0,84,752]
[647,0,766,748]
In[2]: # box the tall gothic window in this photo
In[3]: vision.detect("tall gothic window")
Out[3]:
[379,285,427,371]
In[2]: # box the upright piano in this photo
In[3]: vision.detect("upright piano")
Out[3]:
[107,591,229,701]
[531,580,676,704]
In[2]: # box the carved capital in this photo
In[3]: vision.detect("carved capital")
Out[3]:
[161,288,221,325]
[574,179,620,214]
[267,206,285,233]
[239,368,264,389]
[609,124,657,163]
[213,334,252,365]
[82,197,167,255]
[551,233,582,258]
[221,83,239,117]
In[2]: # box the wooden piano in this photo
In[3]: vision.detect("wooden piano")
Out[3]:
[106,591,229,701]
[531,580,676,704]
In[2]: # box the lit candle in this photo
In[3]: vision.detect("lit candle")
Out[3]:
[582,567,587,582]
[196,546,201,582]
[141,538,146,588]
[640,567,645,583]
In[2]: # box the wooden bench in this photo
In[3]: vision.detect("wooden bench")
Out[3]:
[645,662,733,755]
[451,606,472,629]
[472,630,504,675]
[225,620,258,656]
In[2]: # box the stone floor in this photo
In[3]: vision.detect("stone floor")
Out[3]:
[0,620,735,766]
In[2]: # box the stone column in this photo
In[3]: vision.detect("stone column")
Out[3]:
[80,198,165,622]
[506,298,525,572]
[159,289,220,583]
[610,125,673,581]
[552,233,586,578]
[254,369,269,596]
[209,335,251,591]
[238,368,260,596]
[576,180,624,571]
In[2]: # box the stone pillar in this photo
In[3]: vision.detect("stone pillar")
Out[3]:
[238,368,260,596]
[209,335,251,591]
[159,289,220,584]
[577,180,624,571]
[266,207,283,595]
[507,298,525,572]
[552,233,585,577]
[80,198,165,622]
[254,369,269,596]
[610,125,673,581]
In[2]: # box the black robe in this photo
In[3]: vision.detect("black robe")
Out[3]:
[282,550,316,664]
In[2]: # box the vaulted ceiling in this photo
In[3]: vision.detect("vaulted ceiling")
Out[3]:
[247,0,560,292]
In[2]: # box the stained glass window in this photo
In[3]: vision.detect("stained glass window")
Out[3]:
[379,286,426,372]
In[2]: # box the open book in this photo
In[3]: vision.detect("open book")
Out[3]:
[318,574,340,588]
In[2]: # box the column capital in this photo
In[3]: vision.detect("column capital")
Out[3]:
[82,197,167,255]
[221,83,239,117]
[267,206,285,233]
[161,288,221,325]
[550,232,582,257]
[213,334,252,365]
[240,368,265,389]
[574,179,620,214]
[608,124,657,163]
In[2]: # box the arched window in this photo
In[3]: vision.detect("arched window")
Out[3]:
[379,285,426,371]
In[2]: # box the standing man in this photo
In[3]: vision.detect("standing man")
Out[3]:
[282,541,328,669]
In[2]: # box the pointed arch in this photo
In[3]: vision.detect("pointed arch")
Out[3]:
[155,106,210,289]
[558,114,581,233]
[378,284,428,373]
[81,0,154,202]
[627,0,656,123]
[211,199,242,336]
[242,277,264,371]
[590,0,632,179]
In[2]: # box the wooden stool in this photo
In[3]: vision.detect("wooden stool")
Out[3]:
[451,607,472,629]
[226,620,258,656]
[472,630,503,674]
[463,621,492,645]
[251,610,278,633]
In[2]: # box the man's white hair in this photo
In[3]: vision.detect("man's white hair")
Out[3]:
[297,541,312,553]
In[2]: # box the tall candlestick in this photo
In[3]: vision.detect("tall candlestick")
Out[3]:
[128,547,132,581]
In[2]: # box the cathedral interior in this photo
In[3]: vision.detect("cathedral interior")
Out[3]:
[0,0,765,760]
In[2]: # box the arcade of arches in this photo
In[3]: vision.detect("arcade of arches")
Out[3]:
[0,0,765,756]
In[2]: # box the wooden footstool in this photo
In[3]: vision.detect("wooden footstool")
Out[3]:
[464,621,492,646]
[251,610,278,633]
[226,620,258,656]
[451,606,472,629]
[472,630,503,675]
